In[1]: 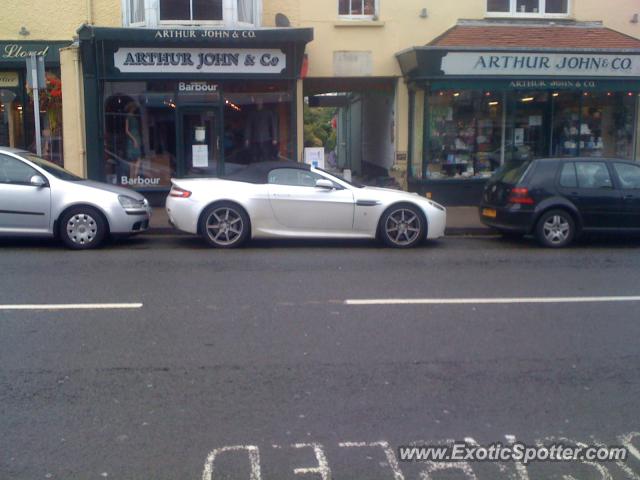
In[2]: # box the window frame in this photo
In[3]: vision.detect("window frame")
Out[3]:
[338,0,379,20]
[486,0,571,18]
[123,0,262,27]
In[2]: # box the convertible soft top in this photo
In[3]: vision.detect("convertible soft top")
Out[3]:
[223,161,311,184]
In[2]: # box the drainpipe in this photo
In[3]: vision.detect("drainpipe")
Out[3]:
[73,48,87,176]
[86,0,94,24]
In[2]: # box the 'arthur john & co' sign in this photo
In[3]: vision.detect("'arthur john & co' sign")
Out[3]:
[114,47,286,74]
[441,52,640,77]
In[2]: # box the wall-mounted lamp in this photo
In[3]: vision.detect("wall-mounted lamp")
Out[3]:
[419,8,428,18]
[18,26,30,36]
[631,13,639,24]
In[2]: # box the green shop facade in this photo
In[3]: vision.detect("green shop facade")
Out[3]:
[397,47,640,205]
[0,40,70,165]
[78,25,312,204]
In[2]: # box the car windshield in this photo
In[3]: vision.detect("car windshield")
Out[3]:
[317,168,365,188]
[492,161,532,185]
[23,154,83,181]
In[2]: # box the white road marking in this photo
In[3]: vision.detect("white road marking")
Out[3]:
[345,296,640,306]
[202,445,261,480]
[291,443,332,479]
[0,303,143,311]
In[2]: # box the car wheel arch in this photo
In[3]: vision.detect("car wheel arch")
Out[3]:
[197,200,253,237]
[376,201,429,239]
[54,203,111,238]
[532,202,582,235]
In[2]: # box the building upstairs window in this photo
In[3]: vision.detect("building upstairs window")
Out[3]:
[127,0,145,25]
[487,0,570,17]
[339,0,378,19]
[124,0,260,27]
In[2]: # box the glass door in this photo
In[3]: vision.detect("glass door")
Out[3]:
[178,108,222,177]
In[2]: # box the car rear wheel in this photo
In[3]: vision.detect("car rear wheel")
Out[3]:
[535,210,575,248]
[59,207,107,250]
[379,205,425,248]
[200,202,250,248]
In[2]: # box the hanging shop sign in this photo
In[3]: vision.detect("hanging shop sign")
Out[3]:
[441,52,640,77]
[114,48,286,74]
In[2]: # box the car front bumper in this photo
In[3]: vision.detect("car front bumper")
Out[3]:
[108,207,152,234]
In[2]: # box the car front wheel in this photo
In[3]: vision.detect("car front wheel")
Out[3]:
[59,207,107,250]
[379,205,425,248]
[200,202,250,248]
[535,210,575,248]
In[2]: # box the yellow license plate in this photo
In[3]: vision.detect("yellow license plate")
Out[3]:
[482,208,497,218]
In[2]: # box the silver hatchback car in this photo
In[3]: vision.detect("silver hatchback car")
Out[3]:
[0,148,151,249]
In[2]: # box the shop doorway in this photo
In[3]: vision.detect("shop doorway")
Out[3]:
[177,107,222,177]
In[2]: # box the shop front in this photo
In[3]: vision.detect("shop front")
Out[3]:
[0,41,70,165]
[397,25,640,205]
[78,26,312,204]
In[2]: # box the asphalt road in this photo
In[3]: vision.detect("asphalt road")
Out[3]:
[2,234,640,480]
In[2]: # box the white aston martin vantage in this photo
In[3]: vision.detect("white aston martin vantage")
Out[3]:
[166,161,446,248]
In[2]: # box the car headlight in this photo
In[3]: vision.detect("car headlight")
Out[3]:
[427,200,446,211]
[118,195,145,210]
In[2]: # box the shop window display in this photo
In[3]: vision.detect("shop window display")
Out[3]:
[427,91,504,179]
[423,89,638,181]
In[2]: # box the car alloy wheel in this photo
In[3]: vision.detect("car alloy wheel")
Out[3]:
[381,206,424,248]
[59,206,107,250]
[536,210,575,248]
[201,203,249,248]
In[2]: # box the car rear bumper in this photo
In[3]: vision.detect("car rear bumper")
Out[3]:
[479,205,535,233]
[165,196,200,234]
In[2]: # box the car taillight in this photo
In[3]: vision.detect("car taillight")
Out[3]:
[508,187,535,205]
[169,186,192,198]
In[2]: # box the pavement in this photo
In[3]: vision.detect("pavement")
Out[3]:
[149,206,493,236]
[2,235,640,479]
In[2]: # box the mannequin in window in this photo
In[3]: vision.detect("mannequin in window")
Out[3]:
[244,97,278,162]
[125,102,143,178]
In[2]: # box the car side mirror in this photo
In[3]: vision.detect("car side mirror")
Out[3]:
[30,175,47,188]
[315,179,334,190]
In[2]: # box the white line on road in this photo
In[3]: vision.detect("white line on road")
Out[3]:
[345,296,640,306]
[0,303,143,311]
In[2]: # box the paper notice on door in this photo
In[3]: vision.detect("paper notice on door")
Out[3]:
[192,144,209,168]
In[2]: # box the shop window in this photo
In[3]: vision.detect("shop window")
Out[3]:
[0,88,24,151]
[339,0,378,18]
[103,82,178,189]
[426,91,504,179]
[487,0,569,16]
[222,81,293,174]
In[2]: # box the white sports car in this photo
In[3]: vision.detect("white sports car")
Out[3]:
[166,161,446,248]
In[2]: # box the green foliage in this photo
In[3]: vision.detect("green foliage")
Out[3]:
[304,104,337,151]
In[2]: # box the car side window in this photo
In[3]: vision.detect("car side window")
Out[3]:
[614,163,640,190]
[0,155,38,185]
[268,168,325,187]
[575,162,613,189]
[559,162,578,188]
